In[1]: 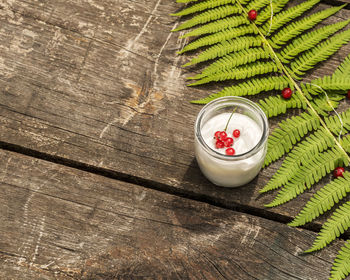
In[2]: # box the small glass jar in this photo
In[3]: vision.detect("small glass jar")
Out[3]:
[194,97,269,188]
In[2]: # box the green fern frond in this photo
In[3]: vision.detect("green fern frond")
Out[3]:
[190,47,270,79]
[265,147,348,208]
[269,5,345,48]
[310,93,344,117]
[306,202,350,253]
[290,27,350,78]
[191,76,291,104]
[330,240,350,280]
[181,15,248,38]
[255,0,289,25]
[278,19,350,63]
[246,0,270,11]
[171,0,234,16]
[303,76,350,95]
[261,128,334,193]
[179,25,256,54]
[264,111,320,166]
[259,91,343,119]
[341,133,350,153]
[173,5,242,32]
[173,1,350,278]
[259,94,306,118]
[265,107,350,167]
[261,0,320,35]
[183,36,263,66]
[326,109,350,136]
[334,54,350,78]
[289,171,350,227]
[188,61,279,86]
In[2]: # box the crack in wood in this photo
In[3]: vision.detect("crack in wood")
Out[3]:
[0,139,345,240]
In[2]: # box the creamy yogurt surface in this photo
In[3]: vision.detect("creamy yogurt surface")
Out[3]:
[201,112,262,155]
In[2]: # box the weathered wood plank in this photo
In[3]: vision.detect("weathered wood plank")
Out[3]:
[0,149,345,279]
[0,0,349,226]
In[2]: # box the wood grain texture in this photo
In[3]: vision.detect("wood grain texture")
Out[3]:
[0,149,345,279]
[0,0,349,226]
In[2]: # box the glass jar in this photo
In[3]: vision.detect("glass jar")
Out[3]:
[194,97,269,188]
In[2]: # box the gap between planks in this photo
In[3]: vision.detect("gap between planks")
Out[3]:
[0,140,346,240]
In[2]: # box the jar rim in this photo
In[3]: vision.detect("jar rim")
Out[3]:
[194,96,269,161]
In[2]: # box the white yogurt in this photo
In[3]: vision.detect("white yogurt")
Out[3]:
[201,112,262,156]
[194,97,268,188]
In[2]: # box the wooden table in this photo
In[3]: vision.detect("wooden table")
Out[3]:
[1,0,350,279]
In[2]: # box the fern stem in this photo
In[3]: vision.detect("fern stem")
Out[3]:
[235,0,350,164]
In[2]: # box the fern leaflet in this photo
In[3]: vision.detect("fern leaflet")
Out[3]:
[171,0,234,16]
[191,76,291,104]
[265,146,348,207]
[289,172,350,227]
[330,241,350,280]
[173,5,242,32]
[190,47,270,79]
[290,28,350,78]
[306,202,350,253]
[188,61,279,86]
[278,19,350,63]
[261,128,334,193]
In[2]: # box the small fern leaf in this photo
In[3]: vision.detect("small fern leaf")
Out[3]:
[179,25,256,54]
[261,0,320,35]
[255,0,289,25]
[259,94,306,118]
[306,202,350,253]
[330,240,350,280]
[265,147,347,208]
[171,0,234,17]
[264,111,320,166]
[173,5,242,32]
[278,19,350,64]
[310,93,344,117]
[269,5,345,49]
[191,76,291,104]
[289,171,350,227]
[325,109,350,136]
[183,36,263,66]
[188,61,279,86]
[290,27,350,78]
[191,47,270,79]
[305,76,350,94]
[261,128,333,193]
[182,15,248,38]
[333,54,350,78]
[246,0,270,12]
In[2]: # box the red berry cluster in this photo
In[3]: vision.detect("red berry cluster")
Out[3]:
[214,129,241,156]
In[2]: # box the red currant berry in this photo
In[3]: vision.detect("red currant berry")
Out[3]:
[219,131,227,140]
[216,140,225,149]
[214,131,221,140]
[248,10,257,21]
[233,129,240,138]
[347,90,350,99]
[226,148,236,156]
[224,137,234,147]
[333,167,345,178]
[282,88,293,99]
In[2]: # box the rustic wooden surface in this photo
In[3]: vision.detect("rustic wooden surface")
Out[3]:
[0,149,346,279]
[0,0,350,279]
